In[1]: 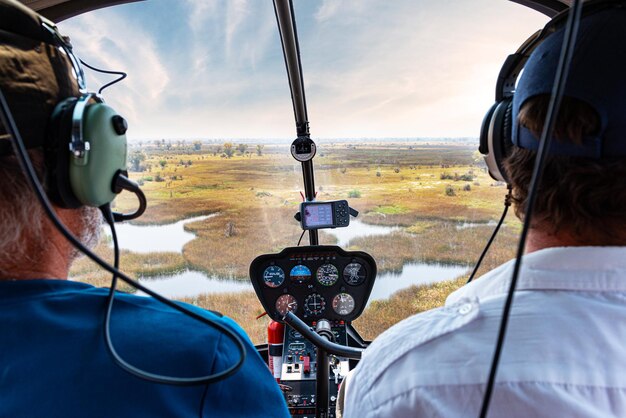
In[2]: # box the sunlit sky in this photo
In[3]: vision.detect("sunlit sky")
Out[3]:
[59,0,547,141]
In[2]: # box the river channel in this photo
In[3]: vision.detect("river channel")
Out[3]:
[109,216,468,301]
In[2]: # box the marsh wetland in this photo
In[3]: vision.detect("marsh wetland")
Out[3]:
[71,141,520,342]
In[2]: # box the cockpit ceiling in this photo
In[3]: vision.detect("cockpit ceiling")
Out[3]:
[19,0,143,22]
[20,0,574,22]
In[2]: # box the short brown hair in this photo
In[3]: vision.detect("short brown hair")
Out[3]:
[504,95,626,240]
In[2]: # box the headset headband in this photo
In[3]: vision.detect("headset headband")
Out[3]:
[41,20,87,92]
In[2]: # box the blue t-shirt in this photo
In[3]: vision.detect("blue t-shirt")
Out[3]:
[0,279,289,418]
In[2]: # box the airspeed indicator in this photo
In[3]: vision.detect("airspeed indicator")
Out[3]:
[263,266,285,288]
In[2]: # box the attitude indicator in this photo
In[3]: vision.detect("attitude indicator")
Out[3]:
[290,264,312,284]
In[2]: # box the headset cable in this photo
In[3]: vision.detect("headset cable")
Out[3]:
[0,88,247,386]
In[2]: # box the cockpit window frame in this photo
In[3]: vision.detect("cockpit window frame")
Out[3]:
[24,0,566,22]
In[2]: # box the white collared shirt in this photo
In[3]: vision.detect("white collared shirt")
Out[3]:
[343,247,626,418]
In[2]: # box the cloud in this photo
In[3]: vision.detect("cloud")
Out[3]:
[185,0,219,33]
[60,10,170,137]
[314,0,340,21]
[57,0,547,140]
[225,0,249,58]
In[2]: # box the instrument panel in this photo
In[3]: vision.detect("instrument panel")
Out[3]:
[249,246,377,324]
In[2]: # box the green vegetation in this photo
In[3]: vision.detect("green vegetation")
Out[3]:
[71,141,518,343]
[373,205,408,215]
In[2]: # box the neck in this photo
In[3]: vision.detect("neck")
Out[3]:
[1,207,79,281]
[525,224,626,253]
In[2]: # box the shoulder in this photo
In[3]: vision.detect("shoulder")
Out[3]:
[344,297,483,417]
[87,289,290,417]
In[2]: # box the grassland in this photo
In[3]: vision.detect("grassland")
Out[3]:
[71,141,520,343]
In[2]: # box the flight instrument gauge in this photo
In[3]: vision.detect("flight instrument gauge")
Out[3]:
[316,264,339,286]
[263,266,285,288]
[332,293,355,316]
[290,265,312,284]
[275,294,298,316]
[304,293,326,316]
[343,262,366,286]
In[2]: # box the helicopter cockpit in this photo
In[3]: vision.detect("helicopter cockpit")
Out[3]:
[3,0,620,417]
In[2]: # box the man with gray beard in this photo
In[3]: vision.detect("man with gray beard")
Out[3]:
[0,1,289,417]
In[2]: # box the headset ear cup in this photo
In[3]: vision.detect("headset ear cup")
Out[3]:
[484,99,514,184]
[47,97,83,209]
[497,100,514,182]
[69,103,128,207]
[480,103,498,155]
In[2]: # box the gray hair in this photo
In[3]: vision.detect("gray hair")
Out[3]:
[0,151,101,276]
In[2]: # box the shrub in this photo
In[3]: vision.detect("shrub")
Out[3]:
[142,176,153,182]
[440,172,454,180]
[457,173,474,182]
[155,174,165,182]
[445,185,456,196]
[463,184,471,192]
[348,189,362,198]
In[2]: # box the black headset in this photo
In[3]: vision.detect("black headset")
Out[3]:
[478,0,626,184]
[0,0,130,210]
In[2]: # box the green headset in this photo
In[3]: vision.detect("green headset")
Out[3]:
[478,0,625,184]
[48,93,128,209]
[0,0,130,210]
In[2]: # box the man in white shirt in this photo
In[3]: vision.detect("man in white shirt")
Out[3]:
[342,6,626,418]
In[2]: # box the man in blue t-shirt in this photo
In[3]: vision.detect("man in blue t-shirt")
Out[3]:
[0,1,289,417]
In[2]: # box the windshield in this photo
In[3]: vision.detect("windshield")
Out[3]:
[62,0,547,344]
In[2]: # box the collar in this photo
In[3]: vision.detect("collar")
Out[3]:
[447,246,626,306]
[0,279,93,303]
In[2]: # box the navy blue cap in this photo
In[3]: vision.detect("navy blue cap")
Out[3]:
[512,8,626,158]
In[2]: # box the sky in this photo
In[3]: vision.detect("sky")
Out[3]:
[59,0,548,141]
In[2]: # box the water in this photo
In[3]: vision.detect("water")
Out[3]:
[136,263,467,302]
[369,263,468,301]
[105,214,217,253]
[456,220,498,230]
[137,270,252,299]
[117,215,467,302]
[323,220,400,247]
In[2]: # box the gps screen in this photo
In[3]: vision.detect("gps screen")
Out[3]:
[303,203,334,228]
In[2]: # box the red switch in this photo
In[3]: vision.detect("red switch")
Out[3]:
[303,356,311,374]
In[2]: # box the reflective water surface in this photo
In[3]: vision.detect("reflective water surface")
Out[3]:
[137,263,467,302]
[105,214,217,253]
[119,216,467,301]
